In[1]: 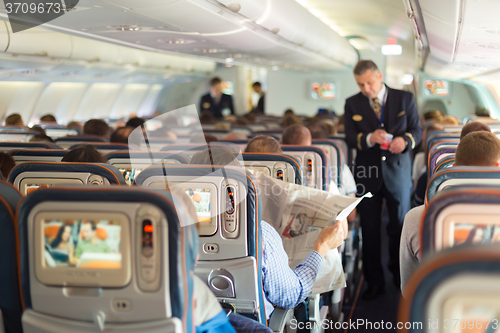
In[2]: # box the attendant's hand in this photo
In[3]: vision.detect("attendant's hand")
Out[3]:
[389,137,407,154]
[369,129,388,145]
[313,222,345,257]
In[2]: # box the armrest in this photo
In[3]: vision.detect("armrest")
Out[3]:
[268,307,294,333]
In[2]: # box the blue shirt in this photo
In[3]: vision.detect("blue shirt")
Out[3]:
[261,221,324,319]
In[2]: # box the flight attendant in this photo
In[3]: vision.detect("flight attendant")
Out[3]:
[344,60,422,300]
[199,77,235,118]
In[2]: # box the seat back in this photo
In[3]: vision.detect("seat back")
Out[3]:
[38,126,80,139]
[281,145,329,190]
[237,153,303,185]
[426,167,500,203]
[55,135,108,149]
[8,162,126,195]
[69,143,137,155]
[10,149,68,164]
[428,147,457,178]
[434,157,455,175]
[105,151,190,186]
[312,139,343,188]
[399,246,500,333]
[135,165,267,324]
[0,142,60,152]
[160,143,241,157]
[0,131,38,143]
[421,186,500,256]
[18,186,198,333]
[0,181,23,333]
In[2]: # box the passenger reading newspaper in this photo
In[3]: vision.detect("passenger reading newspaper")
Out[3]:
[251,171,371,294]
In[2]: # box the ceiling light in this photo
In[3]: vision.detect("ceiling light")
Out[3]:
[225,58,234,63]
[272,66,279,71]
[381,44,402,55]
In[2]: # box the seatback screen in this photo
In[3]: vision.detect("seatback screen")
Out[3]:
[183,188,211,223]
[119,168,143,186]
[43,220,122,269]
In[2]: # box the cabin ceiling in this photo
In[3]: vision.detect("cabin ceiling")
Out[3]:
[0,0,359,72]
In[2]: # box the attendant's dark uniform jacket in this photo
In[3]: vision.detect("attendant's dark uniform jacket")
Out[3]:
[199,93,235,118]
[344,86,422,216]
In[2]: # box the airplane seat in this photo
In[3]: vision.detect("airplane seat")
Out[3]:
[281,146,329,191]
[237,153,303,185]
[218,139,249,151]
[0,181,24,333]
[434,157,455,175]
[0,142,60,152]
[134,165,294,331]
[69,143,138,155]
[0,130,39,143]
[398,246,500,333]
[8,162,127,195]
[9,150,68,164]
[137,139,177,151]
[17,186,198,333]
[36,125,80,139]
[55,135,108,149]
[105,151,191,186]
[428,147,457,178]
[160,143,241,158]
[426,167,500,204]
[421,186,500,258]
[312,139,343,189]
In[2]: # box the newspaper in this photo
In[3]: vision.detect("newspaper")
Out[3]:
[253,171,372,294]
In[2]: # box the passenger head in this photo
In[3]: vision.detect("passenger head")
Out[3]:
[284,109,295,116]
[81,221,97,242]
[222,132,248,141]
[252,82,263,94]
[460,121,491,140]
[337,114,345,132]
[441,115,459,126]
[307,123,329,139]
[245,135,282,153]
[280,114,302,128]
[51,224,72,248]
[455,131,500,167]
[232,117,249,126]
[190,133,219,144]
[5,113,24,126]
[30,134,54,143]
[39,114,57,124]
[83,119,110,138]
[244,112,257,123]
[0,152,15,179]
[61,145,107,163]
[282,125,312,146]
[125,117,145,130]
[475,108,491,118]
[67,121,83,133]
[110,127,133,144]
[190,146,240,167]
[200,111,215,124]
[210,77,223,97]
[353,60,383,99]
[423,110,444,123]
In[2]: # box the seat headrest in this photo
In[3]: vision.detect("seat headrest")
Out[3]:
[399,245,500,333]
[238,152,303,185]
[426,166,500,204]
[17,186,198,325]
[8,162,126,185]
[105,151,190,164]
[422,186,500,256]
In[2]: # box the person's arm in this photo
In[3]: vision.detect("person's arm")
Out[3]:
[402,94,423,153]
[261,221,344,309]
[344,100,386,151]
